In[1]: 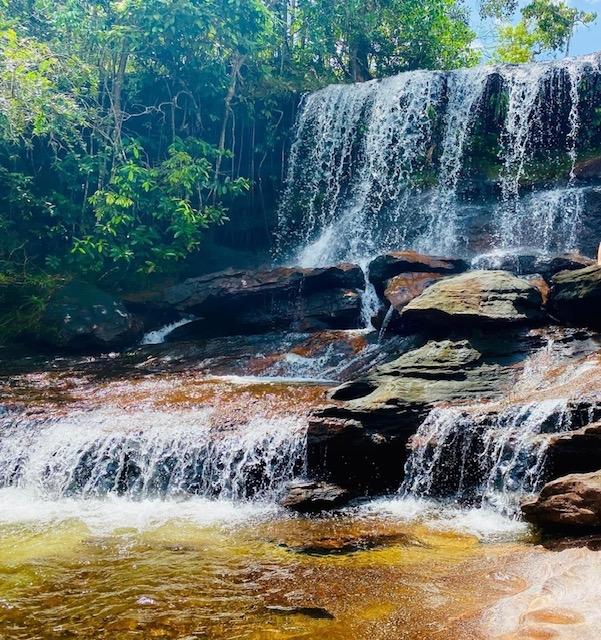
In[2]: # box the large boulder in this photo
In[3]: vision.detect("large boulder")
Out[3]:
[41,281,141,351]
[368,251,467,293]
[164,264,365,336]
[522,471,601,530]
[401,270,545,327]
[549,265,601,329]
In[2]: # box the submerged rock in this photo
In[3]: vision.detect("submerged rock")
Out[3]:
[401,270,545,327]
[265,605,335,619]
[549,265,601,329]
[280,531,415,556]
[280,480,351,512]
[522,471,601,530]
[164,264,364,336]
[368,251,467,293]
[41,281,141,351]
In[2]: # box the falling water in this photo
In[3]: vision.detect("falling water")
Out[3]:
[278,54,601,265]
[0,409,307,501]
[141,316,197,345]
[401,400,573,515]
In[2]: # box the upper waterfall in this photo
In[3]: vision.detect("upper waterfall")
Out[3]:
[276,54,601,266]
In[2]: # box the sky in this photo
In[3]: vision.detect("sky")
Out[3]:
[468,0,601,59]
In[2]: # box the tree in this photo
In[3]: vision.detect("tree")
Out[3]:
[495,0,596,63]
[287,0,478,84]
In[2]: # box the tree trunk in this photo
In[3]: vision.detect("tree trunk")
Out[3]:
[215,53,245,181]
[349,36,371,83]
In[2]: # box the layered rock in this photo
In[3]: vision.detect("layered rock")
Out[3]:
[40,281,141,351]
[549,265,601,329]
[547,421,601,479]
[305,330,552,495]
[401,270,545,327]
[368,251,467,294]
[522,471,601,529]
[164,264,364,336]
[472,252,594,280]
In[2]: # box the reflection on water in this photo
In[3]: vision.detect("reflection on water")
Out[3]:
[0,501,528,640]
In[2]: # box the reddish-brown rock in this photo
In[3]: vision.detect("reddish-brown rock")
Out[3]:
[522,471,601,529]
[368,251,467,293]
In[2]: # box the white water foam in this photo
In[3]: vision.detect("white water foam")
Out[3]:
[0,408,307,501]
[141,317,197,345]
[363,496,529,541]
[401,399,573,515]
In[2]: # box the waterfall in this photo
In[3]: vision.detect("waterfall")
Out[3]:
[0,409,307,501]
[401,400,572,516]
[278,54,601,265]
[141,316,197,345]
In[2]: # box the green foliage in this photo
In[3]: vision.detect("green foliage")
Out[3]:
[0,0,480,327]
[76,139,248,275]
[0,270,62,343]
[495,0,596,62]
[288,0,478,83]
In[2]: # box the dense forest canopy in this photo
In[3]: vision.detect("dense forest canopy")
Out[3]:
[0,0,597,339]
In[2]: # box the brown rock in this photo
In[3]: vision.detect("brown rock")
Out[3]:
[368,251,467,292]
[280,480,351,512]
[401,270,545,327]
[384,272,444,311]
[522,471,601,529]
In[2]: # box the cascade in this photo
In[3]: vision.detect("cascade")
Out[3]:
[278,54,601,265]
[0,408,307,501]
[141,317,197,345]
[401,400,572,515]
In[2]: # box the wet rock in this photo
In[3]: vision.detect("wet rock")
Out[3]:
[40,281,141,351]
[549,265,601,329]
[281,531,415,556]
[368,251,467,293]
[472,252,593,280]
[280,480,351,512]
[547,419,601,479]
[401,270,545,327]
[307,328,574,495]
[380,272,444,332]
[164,264,364,335]
[574,154,601,179]
[522,471,601,530]
[307,402,429,494]
[265,605,335,619]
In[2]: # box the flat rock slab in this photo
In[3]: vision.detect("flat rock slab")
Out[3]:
[163,263,365,335]
[401,270,545,327]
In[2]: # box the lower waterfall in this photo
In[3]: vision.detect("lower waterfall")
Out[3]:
[0,408,307,501]
[401,400,573,515]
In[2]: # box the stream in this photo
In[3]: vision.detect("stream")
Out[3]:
[1,343,599,640]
